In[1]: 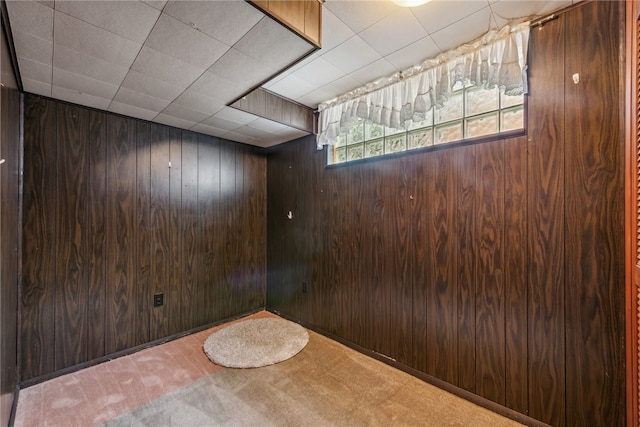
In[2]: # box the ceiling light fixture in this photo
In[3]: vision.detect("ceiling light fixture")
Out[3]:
[392,0,432,7]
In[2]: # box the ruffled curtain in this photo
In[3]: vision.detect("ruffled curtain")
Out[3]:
[316,22,530,149]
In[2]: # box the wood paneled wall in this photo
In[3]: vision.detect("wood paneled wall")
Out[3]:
[21,95,267,381]
[0,82,21,427]
[266,2,624,426]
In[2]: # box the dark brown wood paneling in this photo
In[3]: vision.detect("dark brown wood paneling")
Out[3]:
[54,103,89,371]
[87,110,107,361]
[22,95,57,379]
[181,132,199,330]
[454,144,476,392]
[425,149,457,383]
[242,149,267,311]
[386,156,412,366]
[474,140,505,404]
[1,85,21,425]
[411,155,430,374]
[564,1,624,425]
[168,128,183,335]
[105,114,138,354]
[135,122,151,346]
[197,135,219,326]
[220,141,236,320]
[265,2,625,425]
[21,97,268,381]
[150,125,171,340]
[504,136,528,413]
[527,15,566,427]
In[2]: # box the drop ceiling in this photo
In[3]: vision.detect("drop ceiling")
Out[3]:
[5,0,577,148]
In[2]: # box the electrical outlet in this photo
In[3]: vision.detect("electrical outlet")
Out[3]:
[153,293,164,307]
[302,282,307,293]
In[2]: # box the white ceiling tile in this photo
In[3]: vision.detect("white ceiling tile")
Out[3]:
[247,118,291,134]
[190,123,229,138]
[349,58,398,86]
[53,44,129,86]
[121,70,184,101]
[321,36,382,75]
[296,87,338,109]
[384,35,441,70]
[113,87,171,113]
[109,101,158,121]
[323,0,399,33]
[142,0,168,11]
[17,57,51,83]
[213,107,257,126]
[145,13,229,69]
[53,67,119,100]
[208,48,276,89]
[411,0,490,34]
[319,74,361,98]
[160,103,210,123]
[266,75,316,100]
[131,46,204,88]
[490,1,572,27]
[52,86,111,110]
[6,0,53,41]
[153,114,197,130]
[11,31,52,65]
[359,8,428,57]
[163,0,263,46]
[36,1,54,8]
[292,57,345,88]
[430,8,496,52]
[320,9,355,51]
[22,78,52,97]
[201,116,243,132]
[54,12,141,67]
[54,1,160,43]
[234,17,314,71]
[230,125,268,139]
[189,71,246,104]
[274,128,309,140]
[221,130,256,145]
[171,90,226,116]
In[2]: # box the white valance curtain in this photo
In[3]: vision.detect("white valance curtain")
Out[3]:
[316,22,530,149]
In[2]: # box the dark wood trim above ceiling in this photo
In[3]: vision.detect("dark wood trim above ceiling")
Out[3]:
[0,0,22,93]
[231,87,314,133]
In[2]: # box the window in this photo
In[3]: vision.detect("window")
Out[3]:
[330,82,524,165]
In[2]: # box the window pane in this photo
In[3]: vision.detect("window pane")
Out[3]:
[501,92,524,108]
[385,134,406,153]
[365,139,384,158]
[335,147,347,163]
[366,122,384,140]
[337,134,347,147]
[348,121,364,144]
[466,112,498,138]
[501,105,524,131]
[466,86,498,116]
[435,121,463,144]
[408,108,434,129]
[435,91,463,124]
[385,126,405,136]
[347,144,364,161]
[408,128,433,149]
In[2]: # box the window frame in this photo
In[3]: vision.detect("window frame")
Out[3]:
[327,85,528,168]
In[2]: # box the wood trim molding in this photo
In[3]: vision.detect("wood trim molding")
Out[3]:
[625,1,639,426]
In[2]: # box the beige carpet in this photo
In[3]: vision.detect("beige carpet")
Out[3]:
[203,318,309,368]
[102,330,523,427]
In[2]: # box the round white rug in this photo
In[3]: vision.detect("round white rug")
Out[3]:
[203,318,309,368]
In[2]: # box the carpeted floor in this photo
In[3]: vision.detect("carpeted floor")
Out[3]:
[16,311,523,427]
[103,329,522,427]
